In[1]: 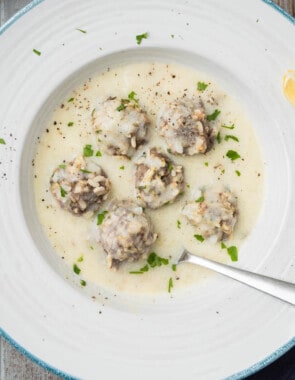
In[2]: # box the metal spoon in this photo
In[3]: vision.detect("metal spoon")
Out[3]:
[178,249,295,305]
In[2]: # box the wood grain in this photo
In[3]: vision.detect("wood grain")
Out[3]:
[0,0,294,379]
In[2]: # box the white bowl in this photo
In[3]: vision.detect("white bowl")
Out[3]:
[0,1,294,379]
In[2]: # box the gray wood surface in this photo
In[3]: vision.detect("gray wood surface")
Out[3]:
[0,0,294,379]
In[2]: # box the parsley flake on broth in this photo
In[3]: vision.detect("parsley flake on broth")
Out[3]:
[222,123,235,130]
[168,277,174,293]
[206,109,221,121]
[225,135,239,142]
[221,243,239,262]
[226,150,241,161]
[83,144,94,157]
[0,138,6,145]
[195,195,205,203]
[73,263,81,275]
[216,131,222,144]
[194,234,205,243]
[197,81,209,91]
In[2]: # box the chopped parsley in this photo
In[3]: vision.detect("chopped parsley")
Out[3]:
[172,264,177,272]
[67,97,74,103]
[97,210,108,225]
[206,109,221,121]
[216,131,222,144]
[225,135,239,142]
[80,169,92,174]
[197,81,209,91]
[221,242,238,261]
[170,34,175,39]
[116,102,127,111]
[33,49,41,56]
[73,263,81,275]
[96,150,102,157]
[129,271,144,274]
[167,163,174,171]
[117,91,139,111]
[168,277,173,293]
[204,162,209,167]
[60,186,67,198]
[129,252,169,274]
[194,234,204,242]
[136,32,148,45]
[0,138,6,145]
[67,122,74,127]
[59,164,66,169]
[235,170,241,176]
[227,246,238,261]
[76,28,87,33]
[195,195,205,203]
[226,150,241,161]
[83,144,94,157]
[80,279,87,286]
[128,91,139,103]
[222,123,235,130]
[147,252,169,267]
[119,165,125,170]
[139,264,149,272]
[77,256,84,262]
[177,220,181,229]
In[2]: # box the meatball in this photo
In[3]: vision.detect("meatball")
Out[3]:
[182,189,238,241]
[98,200,157,268]
[135,148,184,209]
[50,156,111,215]
[92,96,149,157]
[157,98,213,155]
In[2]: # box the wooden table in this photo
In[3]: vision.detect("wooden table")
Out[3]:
[0,0,294,378]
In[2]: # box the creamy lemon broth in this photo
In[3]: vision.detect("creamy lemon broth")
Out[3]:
[33,62,264,294]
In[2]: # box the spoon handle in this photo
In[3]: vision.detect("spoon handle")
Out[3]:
[179,250,295,306]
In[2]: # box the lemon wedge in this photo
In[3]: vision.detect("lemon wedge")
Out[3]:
[282,70,295,106]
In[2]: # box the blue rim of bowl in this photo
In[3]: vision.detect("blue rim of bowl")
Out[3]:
[0,0,294,379]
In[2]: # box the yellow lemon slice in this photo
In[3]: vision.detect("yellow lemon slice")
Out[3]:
[282,70,295,106]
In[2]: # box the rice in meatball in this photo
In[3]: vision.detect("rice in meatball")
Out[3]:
[182,189,238,241]
[92,96,149,158]
[135,147,184,209]
[98,200,157,268]
[50,156,111,216]
[157,98,213,155]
